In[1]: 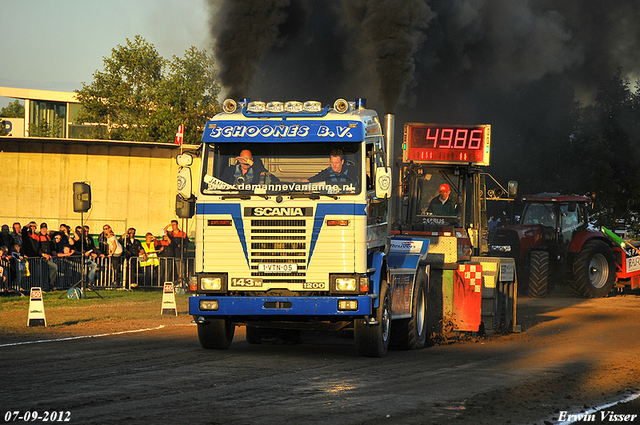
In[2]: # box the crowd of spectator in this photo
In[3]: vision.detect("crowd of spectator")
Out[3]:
[0,220,189,292]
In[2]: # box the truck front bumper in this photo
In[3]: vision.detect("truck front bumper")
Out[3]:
[189,295,373,317]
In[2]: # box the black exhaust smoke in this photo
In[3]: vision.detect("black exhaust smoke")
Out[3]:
[207,0,434,113]
[341,0,435,113]
[208,0,306,100]
[206,0,640,116]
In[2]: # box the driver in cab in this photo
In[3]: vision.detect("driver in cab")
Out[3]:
[424,183,457,215]
[303,149,353,183]
[222,149,277,185]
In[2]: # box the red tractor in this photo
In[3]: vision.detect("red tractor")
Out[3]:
[488,193,619,298]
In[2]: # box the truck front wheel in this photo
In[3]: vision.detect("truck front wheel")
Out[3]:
[355,280,390,357]
[572,240,616,298]
[527,251,549,298]
[392,270,428,350]
[197,319,235,349]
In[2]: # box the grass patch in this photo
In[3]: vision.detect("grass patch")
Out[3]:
[0,290,192,342]
[0,289,171,310]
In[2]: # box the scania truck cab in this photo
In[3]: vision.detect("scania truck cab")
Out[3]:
[180,98,430,357]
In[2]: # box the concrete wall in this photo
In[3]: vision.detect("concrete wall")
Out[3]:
[1,137,199,238]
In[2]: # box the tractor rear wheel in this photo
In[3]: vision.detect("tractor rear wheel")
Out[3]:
[572,240,616,298]
[527,251,549,298]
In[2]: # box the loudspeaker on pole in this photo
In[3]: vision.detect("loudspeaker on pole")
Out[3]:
[73,182,92,213]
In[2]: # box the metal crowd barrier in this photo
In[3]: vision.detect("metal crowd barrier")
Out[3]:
[0,256,194,293]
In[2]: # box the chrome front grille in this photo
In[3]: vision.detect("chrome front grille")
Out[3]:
[249,219,308,283]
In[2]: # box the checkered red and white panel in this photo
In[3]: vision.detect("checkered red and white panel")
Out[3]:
[458,264,483,292]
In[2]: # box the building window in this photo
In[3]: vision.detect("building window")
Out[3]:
[30,100,66,138]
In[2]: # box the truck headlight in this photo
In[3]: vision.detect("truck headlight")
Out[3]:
[202,277,222,290]
[336,278,357,292]
[198,274,227,293]
[330,274,360,294]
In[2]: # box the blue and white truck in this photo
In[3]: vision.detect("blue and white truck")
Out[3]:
[178,98,430,357]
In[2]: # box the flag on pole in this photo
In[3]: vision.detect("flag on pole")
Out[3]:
[175,125,184,146]
[602,226,625,249]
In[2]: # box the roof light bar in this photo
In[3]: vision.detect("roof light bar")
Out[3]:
[247,101,266,113]
[304,101,322,112]
[267,101,284,113]
[222,98,333,115]
[285,101,304,113]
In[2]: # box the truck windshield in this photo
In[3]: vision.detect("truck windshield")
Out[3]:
[201,142,362,195]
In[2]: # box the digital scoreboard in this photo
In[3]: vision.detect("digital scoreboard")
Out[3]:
[402,123,491,166]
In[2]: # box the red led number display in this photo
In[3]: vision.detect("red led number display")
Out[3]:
[404,124,490,165]
[417,127,483,149]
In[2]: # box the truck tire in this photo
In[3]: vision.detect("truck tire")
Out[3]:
[391,270,427,350]
[572,240,616,298]
[197,319,235,349]
[355,280,390,357]
[527,251,549,298]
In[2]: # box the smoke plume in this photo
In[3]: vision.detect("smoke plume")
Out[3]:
[206,0,640,182]
[340,0,436,113]
[207,0,640,107]
[208,0,308,100]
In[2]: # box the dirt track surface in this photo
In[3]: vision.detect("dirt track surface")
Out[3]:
[2,291,640,425]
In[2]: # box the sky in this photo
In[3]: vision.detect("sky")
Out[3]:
[0,0,211,108]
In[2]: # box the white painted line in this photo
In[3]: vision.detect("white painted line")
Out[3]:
[557,392,640,424]
[0,325,166,347]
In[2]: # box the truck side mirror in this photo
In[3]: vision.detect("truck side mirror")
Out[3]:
[508,181,518,198]
[177,167,193,199]
[176,153,194,167]
[375,167,392,199]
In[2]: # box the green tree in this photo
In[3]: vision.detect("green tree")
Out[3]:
[0,100,25,118]
[572,68,640,234]
[75,35,164,141]
[151,46,220,144]
[29,114,64,138]
[75,35,220,144]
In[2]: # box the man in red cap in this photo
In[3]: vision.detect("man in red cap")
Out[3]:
[426,183,457,215]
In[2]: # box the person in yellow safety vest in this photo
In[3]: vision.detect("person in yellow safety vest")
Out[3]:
[140,233,160,267]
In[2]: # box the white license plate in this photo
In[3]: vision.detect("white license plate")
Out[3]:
[258,263,298,272]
